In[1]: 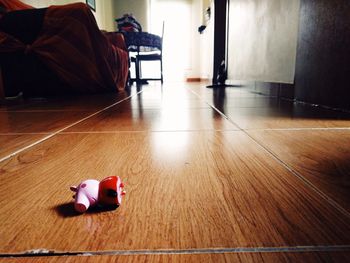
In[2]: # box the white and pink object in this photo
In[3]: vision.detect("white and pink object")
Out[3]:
[70,176,125,213]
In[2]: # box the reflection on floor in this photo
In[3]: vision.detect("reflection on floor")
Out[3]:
[0,82,349,262]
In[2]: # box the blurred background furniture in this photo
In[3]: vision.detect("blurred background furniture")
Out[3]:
[123,25,163,84]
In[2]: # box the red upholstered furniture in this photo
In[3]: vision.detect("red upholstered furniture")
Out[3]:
[0,2,129,97]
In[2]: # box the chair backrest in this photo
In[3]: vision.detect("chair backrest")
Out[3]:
[159,21,164,52]
[161,21,164,39]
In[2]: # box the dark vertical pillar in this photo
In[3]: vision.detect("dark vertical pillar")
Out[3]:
[212,0,227,84]
[294,0,350,109]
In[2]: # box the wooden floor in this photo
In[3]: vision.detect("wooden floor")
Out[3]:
[0,82,349,262]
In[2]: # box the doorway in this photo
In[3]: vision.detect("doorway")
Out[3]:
[147,0,192,82]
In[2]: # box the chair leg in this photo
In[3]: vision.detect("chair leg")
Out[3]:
[135,58,140,83]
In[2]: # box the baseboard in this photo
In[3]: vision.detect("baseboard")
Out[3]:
[186,78,201,82]
[186,78,211,82]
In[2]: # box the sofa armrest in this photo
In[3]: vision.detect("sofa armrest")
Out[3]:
[104,32,128,52]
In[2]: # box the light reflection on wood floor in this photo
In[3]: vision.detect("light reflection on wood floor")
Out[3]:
[0,82,349,262]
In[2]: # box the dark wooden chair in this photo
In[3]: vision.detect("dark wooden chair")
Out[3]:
[134,23,164,84]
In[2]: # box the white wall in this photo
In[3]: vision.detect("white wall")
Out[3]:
[22,0,83,7]
[227,0,300,84]
[186,0,201,79]
[22,0,115,31]
[94,0,115,31]
[199,0,213,80]
[185,0,213,80]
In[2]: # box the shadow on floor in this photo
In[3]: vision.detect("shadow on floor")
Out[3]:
[54,202,119,218]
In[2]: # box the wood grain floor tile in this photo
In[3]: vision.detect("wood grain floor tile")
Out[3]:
[0,111,93,133]
[140,86,199,101]
[129,97,209,110]
[247,130,350,212]
[1,251,349,263]
[188,84,260,99]
[66,102,237,132]
[187,85,350,129]
[0,134,47,160]
[0,99,36,112]
[0,132,349,253]
[127,85,209,109]
[211,97,282,109]
[1,93,131,112]
[223,106,350,129]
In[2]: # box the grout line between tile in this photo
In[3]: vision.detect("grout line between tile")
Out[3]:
[0,90,144,164]
[58,129,240,134]
[0,132,54,136]
[187,86,350,219]
[0,109,95,113]
[1,245,350,258]
[246,127,350,131]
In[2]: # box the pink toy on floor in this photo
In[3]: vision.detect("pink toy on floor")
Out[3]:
[70,176,125,213]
